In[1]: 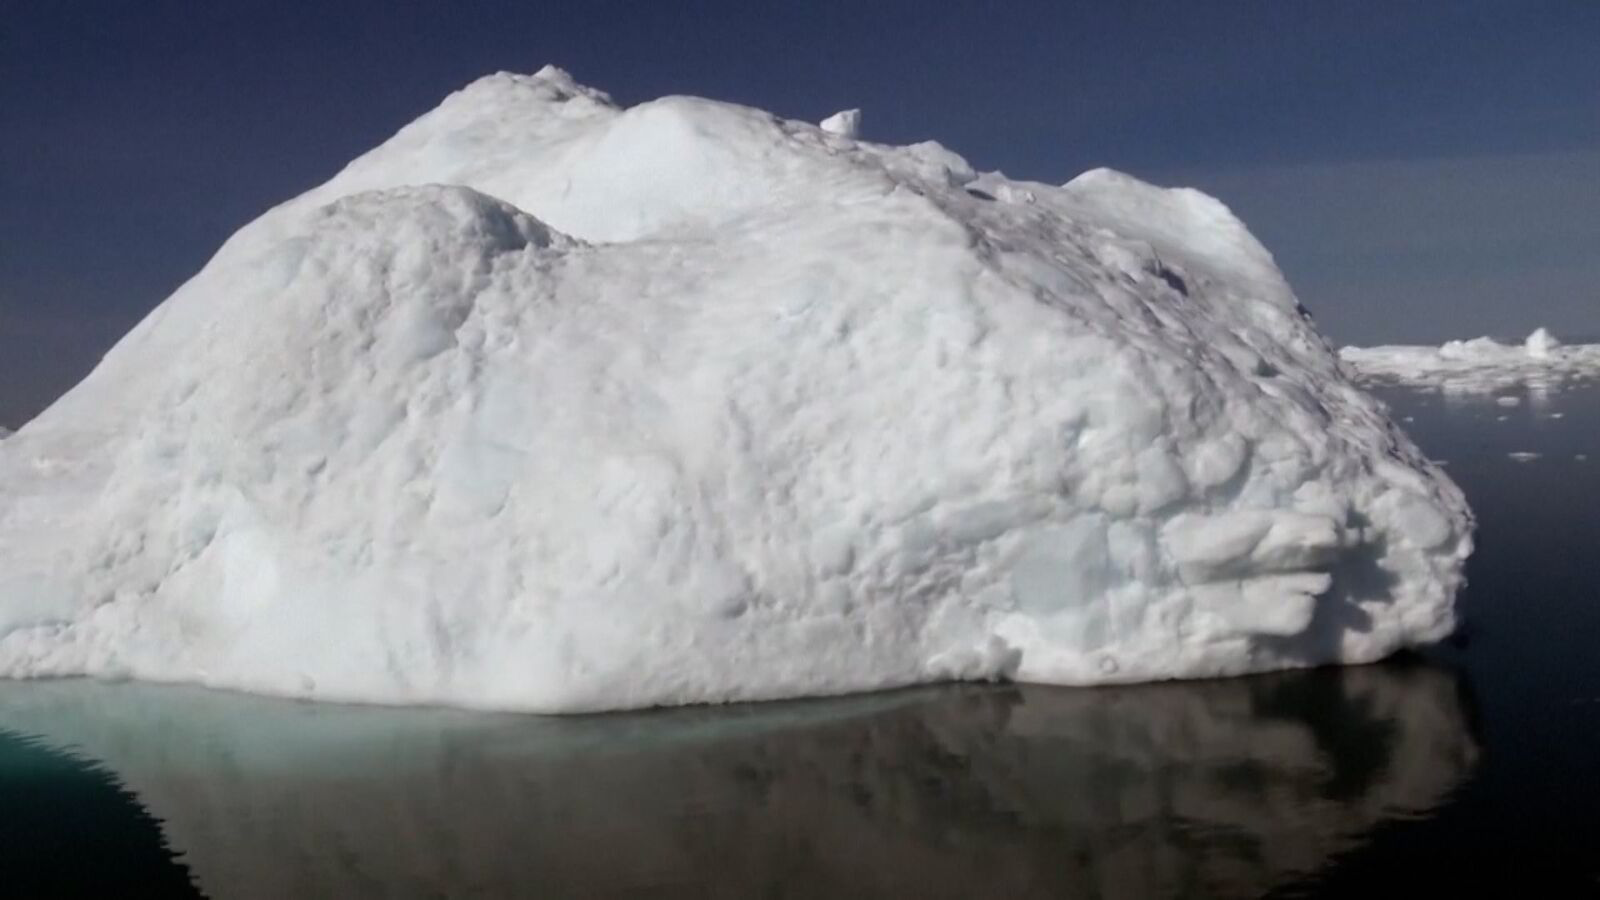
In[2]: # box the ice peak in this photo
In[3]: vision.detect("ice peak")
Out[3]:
[532,63,578,84]
[1525,327,1560,359]
[448,66,617,111]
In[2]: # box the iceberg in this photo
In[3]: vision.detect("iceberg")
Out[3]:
[1342,327,1600,392]
[0,68,1471,712]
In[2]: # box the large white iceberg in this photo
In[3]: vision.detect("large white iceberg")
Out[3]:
[0,68,1471,712]
[1342,327,1600,392]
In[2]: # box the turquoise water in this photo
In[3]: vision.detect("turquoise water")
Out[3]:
[2,384,1597,898]
[0,728,198,897]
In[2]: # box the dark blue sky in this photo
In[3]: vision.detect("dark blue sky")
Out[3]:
[3,0,1597,424]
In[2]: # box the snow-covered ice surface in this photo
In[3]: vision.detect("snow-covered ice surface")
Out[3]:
[1342,328,1600,393]
[0,68,1471,712]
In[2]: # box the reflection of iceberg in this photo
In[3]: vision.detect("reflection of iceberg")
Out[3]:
[1342,328,1600,392]
[1,663,1475,899]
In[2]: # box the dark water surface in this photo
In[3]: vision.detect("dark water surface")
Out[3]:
[2,384,1597,899]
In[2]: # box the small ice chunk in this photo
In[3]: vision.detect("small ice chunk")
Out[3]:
[1508,451,1541,462]
[1495,396,1521,407]
[819,109,861,138]
[994,184,1036,204]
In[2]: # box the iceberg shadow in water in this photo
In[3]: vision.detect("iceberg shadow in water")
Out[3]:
[0,728,201,898]
[0,661,1475,899]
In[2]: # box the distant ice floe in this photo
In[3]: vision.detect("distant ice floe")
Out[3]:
[1341,328,1600,392]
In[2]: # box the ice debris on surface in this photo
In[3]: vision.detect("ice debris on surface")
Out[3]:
[1342,327,1600,393]
[0,67,1472,713]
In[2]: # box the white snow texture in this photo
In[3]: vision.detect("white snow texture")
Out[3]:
[1342,327,1600,392]
[0,68,1471,712]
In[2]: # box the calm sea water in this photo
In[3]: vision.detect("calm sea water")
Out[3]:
[2,383,1597,899]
